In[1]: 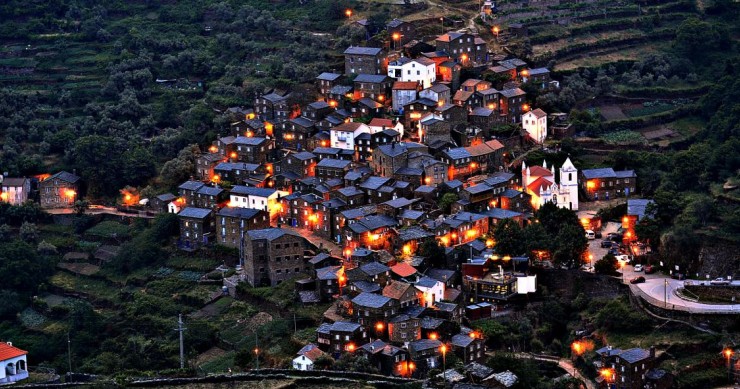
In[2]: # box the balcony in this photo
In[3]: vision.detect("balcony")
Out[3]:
[0,370,29,384]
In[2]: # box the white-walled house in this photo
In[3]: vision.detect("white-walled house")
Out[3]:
[330,122,373,150]
[0,177,30,205]
[292,344,326,371]
[387,57,436,89]
[415,276,445,308]
[368,118,405,138]
[0,342,28,385]
[522,109,547,144]
[229,186,288,219]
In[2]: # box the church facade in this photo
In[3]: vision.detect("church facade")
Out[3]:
[522,158,578,211]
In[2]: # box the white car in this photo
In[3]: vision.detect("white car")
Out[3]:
[615,255,632,263]
[710,278,730,285]
[634,264,643,272]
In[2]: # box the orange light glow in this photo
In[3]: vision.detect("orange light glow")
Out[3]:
[451,232,458,240]
[623,217,629,223]
[120,188,140,206]
[34,173,51,181]
[440,345,447,354]
[346,343,356,352]
[724,348,734,359]
[284,134,294,140]
[522,104,530,112]
[377,95,385,102]
[230,152,237,159]
[486,239,494,247]
[502,255,511,261]
[521,70,529,77]
[265,122,274,136]
[409,362,415,370]
[65,189,76,198]
[371,234,380,241]
[625,231,632,238]
[209,145,218,153]
[254,348,259,354]
[328,100,338,108]
[212,175,220,183]
[487,103,496,109]
[586,181,596,189]
[588,254,593,261]
[599,368,614,380]
[424,177,432,185]
[410,112,422,119]
[376,322,384,331]
[246,113,255,120]
[581,218,589,225]
[469,332,478,339]
[0,192,7,201]
[339,274,346,284]
[493,26,500,34]
[344,248,352,257]
[437,101,444,107]
[392,33,400,40]
[345,9,352,17]
[246,130,253,137]
[402,244,412,255]
[346,92,353,99]
[309,214,319,223]
[429,333,438,340]
[470,162,478,169]
[461,54,468,62]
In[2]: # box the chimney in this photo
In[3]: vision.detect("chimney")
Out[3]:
[649,346,655,359]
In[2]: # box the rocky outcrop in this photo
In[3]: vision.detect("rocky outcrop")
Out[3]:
[697,237,740,279]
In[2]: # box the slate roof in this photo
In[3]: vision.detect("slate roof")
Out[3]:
[581,168,616,179]
[316,266,342,280]
[218,207,261,219]
[483,208,523,219]
[451,334,475,347]
[246,228,302,241]
[409,339,442,352]
[317,158,351,169]
[46,172,80,186]
[329,85,353,95]
[619,348,652,364]
[312,147,341,156]
[230,186,276,197]
[317,72,342,81]
[196,186,223,196]
[215,162,261,172]
[486,370,518,388]
[528,67,550,75]
[484,172,515,186]
[178,207,212,219]
[615,170,636,178]
[435,301,458,313]
[354,74,390,83]
[595,346,623,357]
[415,276,439,289]
[262,92,286,103]
[466,183,492,195]
[426,269,456,283]
[627,199,654,220]
[292,151,317,161]
[420,316,444,329]
[308,252,331,265]
[444,147,472,160]
[500,189,523,198]
[397,227,433,243]
[233,136,267,145]
[359,176,391,190]
[352,292,392,308]
[352,280,382,293]
[298,290,321,304]
[499,88,526,98]
[406,98,438,107]
[400,209,425,221]
[387,18,407,28]
[415,185,436,193]
[337,186,364,197]
[344,46,383,56]
[179,180,205,191]
[156,193,177,202]
[360,261,390,276]
[330,321,362,333]
[361,339,387,354]
[382,197,416,208]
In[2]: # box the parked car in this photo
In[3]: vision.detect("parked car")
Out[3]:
[601,240,613,248]
[585,230,595,240]
[634,264,644,272]
[606,232,622,242]
[630,276,646,284]
[608,248,620,256]
[615,254,632,263]
[644,265,656,274]
[595,231,602,239]
[710,277,730,285]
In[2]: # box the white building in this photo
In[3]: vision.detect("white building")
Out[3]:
[368,118,404,138]
[522,158,578,211]
[387,57,436,89]
[415,276,445,308]
[419,84,451,106]
[522,109,547,144]
[292,344,326,371]
[0,342,28,385]
[0,177,30,205]
[229,186,287,218]
[330,121,374,150]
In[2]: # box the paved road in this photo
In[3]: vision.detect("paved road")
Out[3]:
[631,277,740,314]
[45,205,155,218]
[507,352,596,389]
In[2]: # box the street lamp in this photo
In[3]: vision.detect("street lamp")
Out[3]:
[492,26,499,41]
[571,341,584,376]
[440,344,447,387]
[723,348,734,382]
[345,9,352,18]
[392,32,403,50]
[408,361,415,378]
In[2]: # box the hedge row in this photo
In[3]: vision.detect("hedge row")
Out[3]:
[602,104,700,131]
[615,84,712,98]
[533,28,676,65]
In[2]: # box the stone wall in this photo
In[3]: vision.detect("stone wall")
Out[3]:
[697,237,740,279]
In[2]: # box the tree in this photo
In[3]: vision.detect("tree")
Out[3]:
[19,221,39,242]
[418,238,446,268]
[69,135,122,197]
[493,219,524,255]
[438,193,459,214]
[594,254,618,275]
[522,222,551,257]
[552,224,588,267]
[674,18,720,57]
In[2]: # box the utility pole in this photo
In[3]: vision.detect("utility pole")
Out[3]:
[67,332,72,376]
[293,314,297,333]
[176,314,187,369]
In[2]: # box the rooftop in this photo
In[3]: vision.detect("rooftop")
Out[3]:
[352,292,392,308]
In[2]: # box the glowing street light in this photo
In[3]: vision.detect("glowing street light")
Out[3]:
[345,9,352,18]
[440,344,447,384]
[346,342,356,352]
